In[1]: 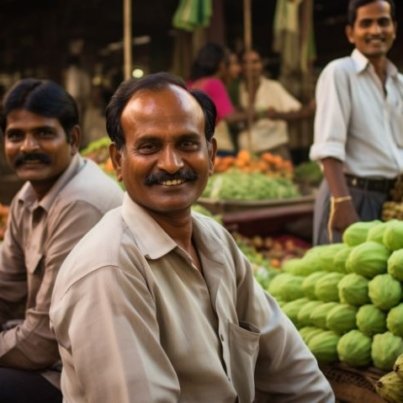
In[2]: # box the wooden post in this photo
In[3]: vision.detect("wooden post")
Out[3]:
[123,0,132,80]
[243,0,253,152]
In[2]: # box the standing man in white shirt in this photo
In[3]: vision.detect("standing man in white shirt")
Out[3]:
[310,0,403,245]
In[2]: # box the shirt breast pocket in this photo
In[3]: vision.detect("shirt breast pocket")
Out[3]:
[228,321,260,403]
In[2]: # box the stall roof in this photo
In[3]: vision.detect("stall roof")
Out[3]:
[0,0,401,81]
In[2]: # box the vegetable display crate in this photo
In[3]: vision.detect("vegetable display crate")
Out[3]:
[197,194,315,215]
[197,195,315,242]
[320,363,386,403]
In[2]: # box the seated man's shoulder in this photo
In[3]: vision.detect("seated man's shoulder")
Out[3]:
[60,158,123,208]
[54,208,127,288]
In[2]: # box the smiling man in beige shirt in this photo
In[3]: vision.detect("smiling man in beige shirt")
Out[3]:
[50,72,334,403]
[0,78,123,402]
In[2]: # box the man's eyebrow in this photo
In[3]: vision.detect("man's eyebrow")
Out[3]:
[32,125,56,131]
[5,127,21,133]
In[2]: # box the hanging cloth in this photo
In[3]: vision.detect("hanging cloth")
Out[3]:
[172,0,212,32]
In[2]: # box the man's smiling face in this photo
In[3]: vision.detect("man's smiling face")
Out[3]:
[4,109,78,198]
[346,0,396,60]
[110,84,216,216]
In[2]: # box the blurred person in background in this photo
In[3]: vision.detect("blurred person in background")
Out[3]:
[82,84,110,144]
[0,78,123,402]
[310,0,402,245]
[188,42,274,155]
[238,49,315,160]
[224,51,242,108]
[64,54,92,148]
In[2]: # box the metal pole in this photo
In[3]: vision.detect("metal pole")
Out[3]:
[123,0,132,80]
[243,0,253,152]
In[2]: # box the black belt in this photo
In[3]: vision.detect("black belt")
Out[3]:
[345,174,396,194]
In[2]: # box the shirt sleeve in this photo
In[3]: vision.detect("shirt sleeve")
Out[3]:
[0,201,28,324]
[309,61,352,163]
[50,265,180,403]
[235,254,335,402]
[271,81,302,112]
[192,78,235,121]
[0,200,105,369]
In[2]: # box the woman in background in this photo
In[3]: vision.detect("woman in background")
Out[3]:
[188,43,268,155]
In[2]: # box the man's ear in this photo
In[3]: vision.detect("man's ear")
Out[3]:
[208,138,217,176]
[109,142,123,182]
[69,125,81,154]
[345,25,355,45]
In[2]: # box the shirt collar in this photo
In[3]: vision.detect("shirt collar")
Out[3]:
[17,153,84,212]
[121,193,227,265]
[121,193,177,259]
[351,48,398,77]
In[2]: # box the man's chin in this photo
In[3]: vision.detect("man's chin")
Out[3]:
[362,46,389,58]
[15,168,53,184]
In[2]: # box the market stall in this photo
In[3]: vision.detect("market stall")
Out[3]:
[2,136,399,403]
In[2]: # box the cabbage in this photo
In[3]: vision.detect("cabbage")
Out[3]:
[372,332,403,371]
[326,303,357,335]
[314,272,344,302]
[368,274,402,311]
[337,330,372,367]
[356,304,387,337]
[387,304,403,338]
[338,273,370,306]
[346,241,390,279]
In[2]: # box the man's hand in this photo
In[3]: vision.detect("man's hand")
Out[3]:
[266,107,280,120]
[328,198,359,235]
[2,319,23,331]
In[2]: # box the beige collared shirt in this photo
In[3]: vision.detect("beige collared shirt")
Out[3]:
[310,49,403,178]
[238,77,301,152]
[51,193,334,403]
[0,154,123,387]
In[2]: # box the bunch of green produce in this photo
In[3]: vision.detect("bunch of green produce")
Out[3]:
[202,169,300,201]
[191,204,222,223]
[375,353,403,402]
[80,136,111,164]
[257,219,403,370]
[293,161,323,187]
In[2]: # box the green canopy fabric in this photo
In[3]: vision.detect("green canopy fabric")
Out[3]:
[172,0,212,32]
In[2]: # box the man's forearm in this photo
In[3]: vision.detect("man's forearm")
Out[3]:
[321,157,350,197]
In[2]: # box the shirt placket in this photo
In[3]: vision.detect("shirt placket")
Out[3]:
[384,79,403,171]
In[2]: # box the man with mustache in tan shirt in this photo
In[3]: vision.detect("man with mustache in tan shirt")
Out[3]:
[51,72,334,403]
[0,78,123,402]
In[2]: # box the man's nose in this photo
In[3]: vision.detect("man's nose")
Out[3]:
[20,134,39,152]
[158,147,184,173]
[369,22,382,35]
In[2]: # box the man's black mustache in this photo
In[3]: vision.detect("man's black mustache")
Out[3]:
[144,169,198,185]
[366,35,385,41]
[14,153,52,167]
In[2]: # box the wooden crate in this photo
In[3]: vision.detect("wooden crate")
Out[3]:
[196,195,315,241]
[320,363,386,403]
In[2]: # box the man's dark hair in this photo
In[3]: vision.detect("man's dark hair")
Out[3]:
[105,72,217,150]
[190,43,227,81]
[347,0,396,25]
[0,78,79,141]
